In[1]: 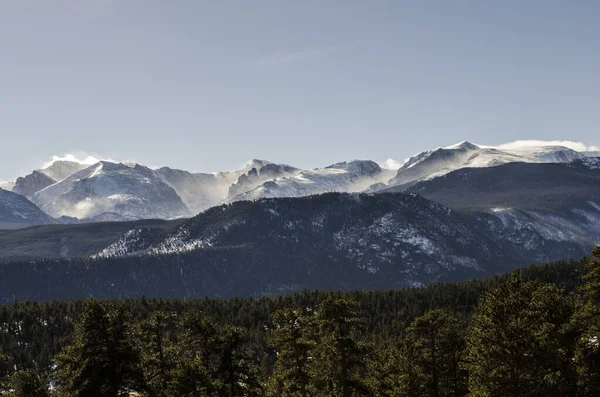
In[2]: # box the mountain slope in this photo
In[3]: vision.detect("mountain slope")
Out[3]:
[0,188,55,229]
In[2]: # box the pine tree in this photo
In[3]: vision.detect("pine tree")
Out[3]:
[404,310,467,397]
[175,310,221,395]
[466,276,575,397]
[574,247,600,395]
[132,311,176,397]
[175,311,261,396]
[267,307,316,397]
[10,368,50,397]
[215,325,262,397]
[167,355,213,397]
[56,299,140,397]
[366,342,406,397]
[312,298,371,397]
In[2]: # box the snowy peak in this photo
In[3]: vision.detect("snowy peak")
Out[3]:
[444,141,480,151]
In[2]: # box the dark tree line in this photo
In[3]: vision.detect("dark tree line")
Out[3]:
[0,252,599,395]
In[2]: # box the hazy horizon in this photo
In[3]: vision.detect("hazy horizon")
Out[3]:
[2,1,599,180]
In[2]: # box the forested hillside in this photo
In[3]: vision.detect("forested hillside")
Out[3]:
[0,193,594,303]
[0,251,598,396]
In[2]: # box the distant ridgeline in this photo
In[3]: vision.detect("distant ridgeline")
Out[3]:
[0,191,599,303]
[0,253,599,396]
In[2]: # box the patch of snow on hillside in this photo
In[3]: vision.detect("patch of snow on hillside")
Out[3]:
[395,227,437,255]
[93,229,144,258]
[150,229,214,255]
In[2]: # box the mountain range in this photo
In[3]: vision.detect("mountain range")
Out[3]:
[1,141,598,226]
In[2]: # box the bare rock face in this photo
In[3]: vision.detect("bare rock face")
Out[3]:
[13,171,56,198]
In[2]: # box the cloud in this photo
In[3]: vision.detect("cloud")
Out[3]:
[381,158,402,170]
[41,152,125,169]
[253,45,342,69]
[43,154,100,168]
[491,140,600,152]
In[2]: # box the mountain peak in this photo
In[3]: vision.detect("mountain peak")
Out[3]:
[444,141,480,151]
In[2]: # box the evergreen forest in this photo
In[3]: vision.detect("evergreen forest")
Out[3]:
[0,249,598,396]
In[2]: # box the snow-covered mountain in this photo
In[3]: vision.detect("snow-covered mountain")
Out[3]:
[32,162,190,221]
[386,141,586,188]
[0,188,55,229]
[229,160,395,202]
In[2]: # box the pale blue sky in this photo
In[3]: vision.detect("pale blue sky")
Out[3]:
[1,0,599,180]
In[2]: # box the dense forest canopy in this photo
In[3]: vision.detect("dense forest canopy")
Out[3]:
[0,250,598,395]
